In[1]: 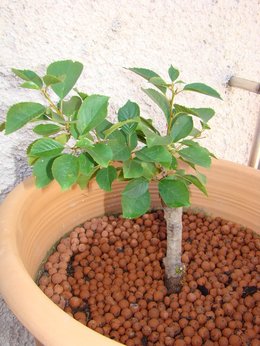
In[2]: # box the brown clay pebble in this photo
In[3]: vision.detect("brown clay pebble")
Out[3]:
[38,211,260,346]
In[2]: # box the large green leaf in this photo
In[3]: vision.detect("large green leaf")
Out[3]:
[61,96,82,116]
[5,102,46,134]
[52,154,79,190]
[118,100,140,134]
[168,65,180,82]
[170,114,193,142]
[12,68,43,89]
[183,83,222,99]
[135,145,172,168]
[141,162,157,180]
[33,157,55,188]
[159,178,190,207]
[78,153,95,174]
[174,104,215,123]
[33,123,62,136]
[128,67,167,93]
[86,143,113,167]
[47,60,83,99]
[77,95,109,134]
[142,88,170,123]
[122,177,151,218]
[107,130,131,161]
[30,138,64,157]
[123,159,144,178]
[179,145,211,168]
[96,166,117,191]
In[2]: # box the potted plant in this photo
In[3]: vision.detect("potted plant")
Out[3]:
[0,61,259,346]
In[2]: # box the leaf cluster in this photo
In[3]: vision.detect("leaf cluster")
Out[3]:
[2,61,221,218]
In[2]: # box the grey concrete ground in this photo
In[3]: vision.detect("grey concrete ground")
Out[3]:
[0,297,34,346]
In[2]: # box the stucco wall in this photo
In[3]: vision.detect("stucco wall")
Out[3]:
[0,0,259,344]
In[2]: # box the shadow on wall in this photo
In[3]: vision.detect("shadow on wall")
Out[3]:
[0,150,32,203]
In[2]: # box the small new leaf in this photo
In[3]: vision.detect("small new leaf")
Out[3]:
[128,67,167,93]
[33,124,61,136]
[168,65,180,82]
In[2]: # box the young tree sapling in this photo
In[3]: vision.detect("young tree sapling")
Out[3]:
[2,60,221,293]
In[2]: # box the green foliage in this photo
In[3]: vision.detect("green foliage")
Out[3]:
[47,60,83,99]
[77,95,109,134]
[96,166,117,191]
[6,102,46,134]
[52,154,79,190]
[122,178,150,218]
[4,60,221,218]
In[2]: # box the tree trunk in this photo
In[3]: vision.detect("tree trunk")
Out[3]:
[163,206,184,294]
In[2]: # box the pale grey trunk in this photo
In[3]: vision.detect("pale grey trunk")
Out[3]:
[163,206,184,293]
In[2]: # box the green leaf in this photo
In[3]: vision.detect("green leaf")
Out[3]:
[141,162,157,180]
[95,119,113,139]
[12,68,43,88]
[139,117,160,134]
[183,83,222,99]
[127,67,167,93]
[104,118,139,138]
[139,125,171,147]
[196,171,207,184]
[76,137,93,148]
[181,139,200,147]
[123,159,144,178]
[179,145,211,168]
[0,122,5,132]
[33,157,55,188]
[5,102,46,134]
[159,178,190,207]
[77,166,99,189]
[107,130,131,161]
[170,156,178,169]
[74,88,88,100]
[142,88,170,123]
[135,145,172,168]
[20,81,41,90]
[86,143,113,167]
[174,104,215,123]
[118,100,140,134]
[170,114,193,142]
[122,178,151,218]
[55,133,69,145]
[96,166,117,191]
[168,65,180,82]
[149,77,168,94]
[47,60,83,99]
[125,132,138,150]
[33,124,62,136]
[61,96,82,117]
[30,138,64,157]
[43,74,64,86]
[77,95,109,134]
[52,154,79,190]
[184,174,208,196]
[78,153,95,174]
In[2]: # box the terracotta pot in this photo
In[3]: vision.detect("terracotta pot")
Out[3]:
[0,159,259,346]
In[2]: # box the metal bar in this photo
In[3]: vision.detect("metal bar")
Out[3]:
[228,76,260,169]
[248,115,260,169]
[228,76,260,94]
